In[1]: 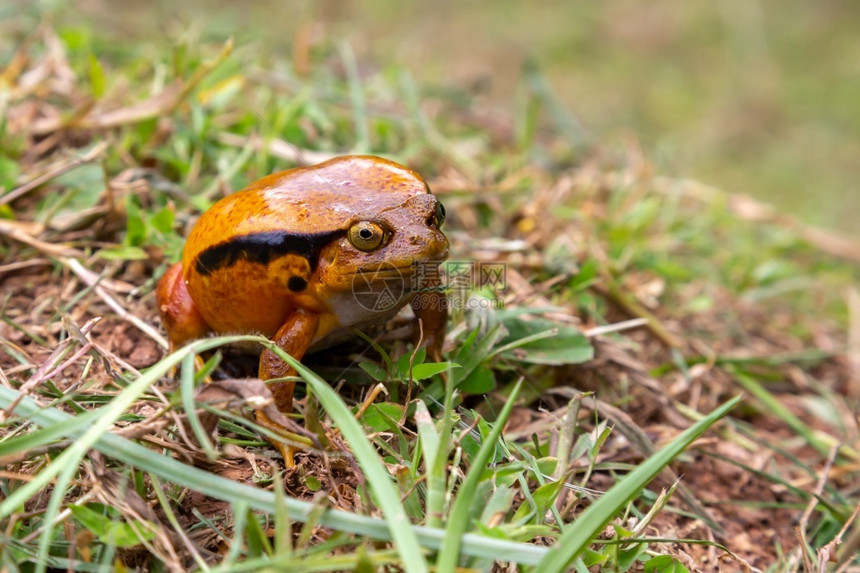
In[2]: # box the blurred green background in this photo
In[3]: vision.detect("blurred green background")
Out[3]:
[21,0,860,233]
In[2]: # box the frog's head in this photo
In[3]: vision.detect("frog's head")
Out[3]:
[310,156,449,299]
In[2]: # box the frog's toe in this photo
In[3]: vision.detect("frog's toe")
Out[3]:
[277,443,296,468]
[254,408,307,468]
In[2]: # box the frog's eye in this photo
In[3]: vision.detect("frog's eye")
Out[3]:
[429,201,446,228]
[348,221,385,251]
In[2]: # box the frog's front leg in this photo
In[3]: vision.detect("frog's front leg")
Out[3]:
[411,292,448,361]
[257,309,320,465]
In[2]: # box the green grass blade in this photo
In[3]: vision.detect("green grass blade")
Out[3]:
[0,369,550,564]
[338,41,370,152]
[35,460,79,573]
[225,500,248,565]
[522,60,591,150]
[180,352,218,460]
[730,368,831,456]
[426,357,468,529]
[414,399,439,474]
[267,344,429,573]
[0,409,99,457]
[415,395,447,531]
[273,472,293,557]
[536,395,742,572]
[436,377,524,571]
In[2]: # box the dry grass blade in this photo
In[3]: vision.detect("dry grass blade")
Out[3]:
[795,445,839,572]
[0,219,84,257]
[0,317,100,421]
[650,175,860,263]
[216,132,338,165]
[0,142,108,206]
[23,40,234,136]
[65,258,169,349]
[834,502,860,569]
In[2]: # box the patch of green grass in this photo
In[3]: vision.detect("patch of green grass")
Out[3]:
[1,4,859,572]
[0,342,739,571]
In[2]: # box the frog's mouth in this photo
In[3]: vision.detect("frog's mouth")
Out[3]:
[348,264,423,297]
[349,264,419,277]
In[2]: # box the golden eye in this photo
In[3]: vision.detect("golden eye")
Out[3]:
[348,221,385,251]
[429,201,446,228]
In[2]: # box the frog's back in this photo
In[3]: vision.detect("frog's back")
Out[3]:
[182,155,430,271]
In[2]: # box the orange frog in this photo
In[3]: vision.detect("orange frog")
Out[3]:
[156,155,449,462]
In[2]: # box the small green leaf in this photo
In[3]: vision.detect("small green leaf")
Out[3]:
[410,361,459,381]
[359,362,388,382]
[191,103,207,137]
[643,555,690,573]
[243,508,273,558]
[97,246,149,261]
[570,257,598,290]
[396,347,426,378]
[581,548,608,567]
[0,154,19,191]
[39,163,104,226]
[531,479,566,522]
[451,324,505,386]
[685,294,714,312]
[125,198,147,246]
[753,259,796,285]
[361,402,405,433]
[69,504,156,548]
[89,54,105,97]
[355,545,376,573]
[511,495,535,524]
[479,484,516,526]
[59,27,91,51]
[458,363,496,394]
[304,475,322,492]
[536,457,559,477]
[150,205,175,234]
[589,425,612,460]
[393,464,424,520]
[498,316,593,365]
[618,540,649,568]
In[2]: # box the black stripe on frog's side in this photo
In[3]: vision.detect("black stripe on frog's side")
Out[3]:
[194,229,345,276]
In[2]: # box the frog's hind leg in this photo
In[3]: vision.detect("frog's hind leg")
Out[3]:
[257,309,320,467]
[156,262,211,348]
